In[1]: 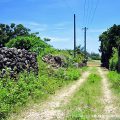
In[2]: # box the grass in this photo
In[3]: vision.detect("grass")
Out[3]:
[108,71,120,95]
[107,70,120,115]
[63,70,103,120]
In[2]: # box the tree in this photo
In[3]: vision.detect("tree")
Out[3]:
[0,23,30,47]
[44,38,51,42]
[89,52,101,60]
[75,45,84,54]
[6,36,52,54]
[99,24,120,68]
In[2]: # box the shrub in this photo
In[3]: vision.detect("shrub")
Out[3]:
[5,36,52,55]
[109,48,118,71]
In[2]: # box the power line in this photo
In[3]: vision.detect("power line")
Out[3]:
[86,0,94,27]
[88,0,100,28]
[82,0,100,28]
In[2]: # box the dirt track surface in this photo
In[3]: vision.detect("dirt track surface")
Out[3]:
[15,71,90,120]
[8,63,120,120]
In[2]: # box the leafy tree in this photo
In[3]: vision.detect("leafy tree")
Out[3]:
[6,36,52,54]
[44,38,51,42]
[99,24,120,68]
[0,23,30,47]
[75,45,84,54]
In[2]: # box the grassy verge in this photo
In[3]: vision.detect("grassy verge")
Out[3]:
[107,70,120,114]
[0,58,86,120]
[64,71,103,120]
[108,71,120,95]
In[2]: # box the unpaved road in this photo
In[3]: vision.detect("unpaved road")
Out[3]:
[9,66,120,120]
[12,71,90,120]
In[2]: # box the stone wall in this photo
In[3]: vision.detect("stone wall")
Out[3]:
[42,54,64,68]
[0,47,38,77]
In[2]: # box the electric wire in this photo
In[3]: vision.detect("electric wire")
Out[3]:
[86,0,94,27]
[88,0,100,28]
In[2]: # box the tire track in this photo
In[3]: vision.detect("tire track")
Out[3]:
[98,68,120,120]
[13,71,90,120]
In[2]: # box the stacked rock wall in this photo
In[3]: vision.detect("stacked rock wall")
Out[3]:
[0,47,38,77]
[42,54,64,68]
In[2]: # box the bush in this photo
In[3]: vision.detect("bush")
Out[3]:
[0,72,42,119]
[109,48,118,71]
[6,36,52,55]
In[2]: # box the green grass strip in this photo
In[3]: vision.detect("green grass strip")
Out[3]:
[108,71,120,95]
[65,72,103,120]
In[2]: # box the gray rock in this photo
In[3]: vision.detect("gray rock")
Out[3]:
[0,47,38,78]
[42,54,64,68]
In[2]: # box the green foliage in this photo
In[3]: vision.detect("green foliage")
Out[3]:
[65,68,81,80]
[73,54,84,63]
[6,36,31,50]
[0,58,82,119]
[0,23,30,47]
[52,68,81,81]
[108,71,120,94]
[0,23,86,120]
[109,48,118,71]
[75,45,84,55]
[44,38,51,42]
[6,36,53,55]
[99,24,120,68]
[67,111,87,120]
[88,52,101,60]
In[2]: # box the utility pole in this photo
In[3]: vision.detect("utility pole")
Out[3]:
[74,14,76,58]
[82,27,88,59]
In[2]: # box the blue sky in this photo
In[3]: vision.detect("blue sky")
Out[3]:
[0,0,120,53]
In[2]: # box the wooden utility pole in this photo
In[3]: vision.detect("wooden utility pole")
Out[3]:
[74,14,76,58]
[82,27,88,59]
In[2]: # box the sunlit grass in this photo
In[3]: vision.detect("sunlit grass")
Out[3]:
[64,71,103,120]
[108,71,120,95]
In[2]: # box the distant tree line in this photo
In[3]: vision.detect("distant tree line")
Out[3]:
[99,24,120,71]
[88,52,101,60]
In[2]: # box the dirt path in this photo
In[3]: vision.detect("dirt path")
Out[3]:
[9,66,120,120]
[13,71,90,120]
[98,68,120,120]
